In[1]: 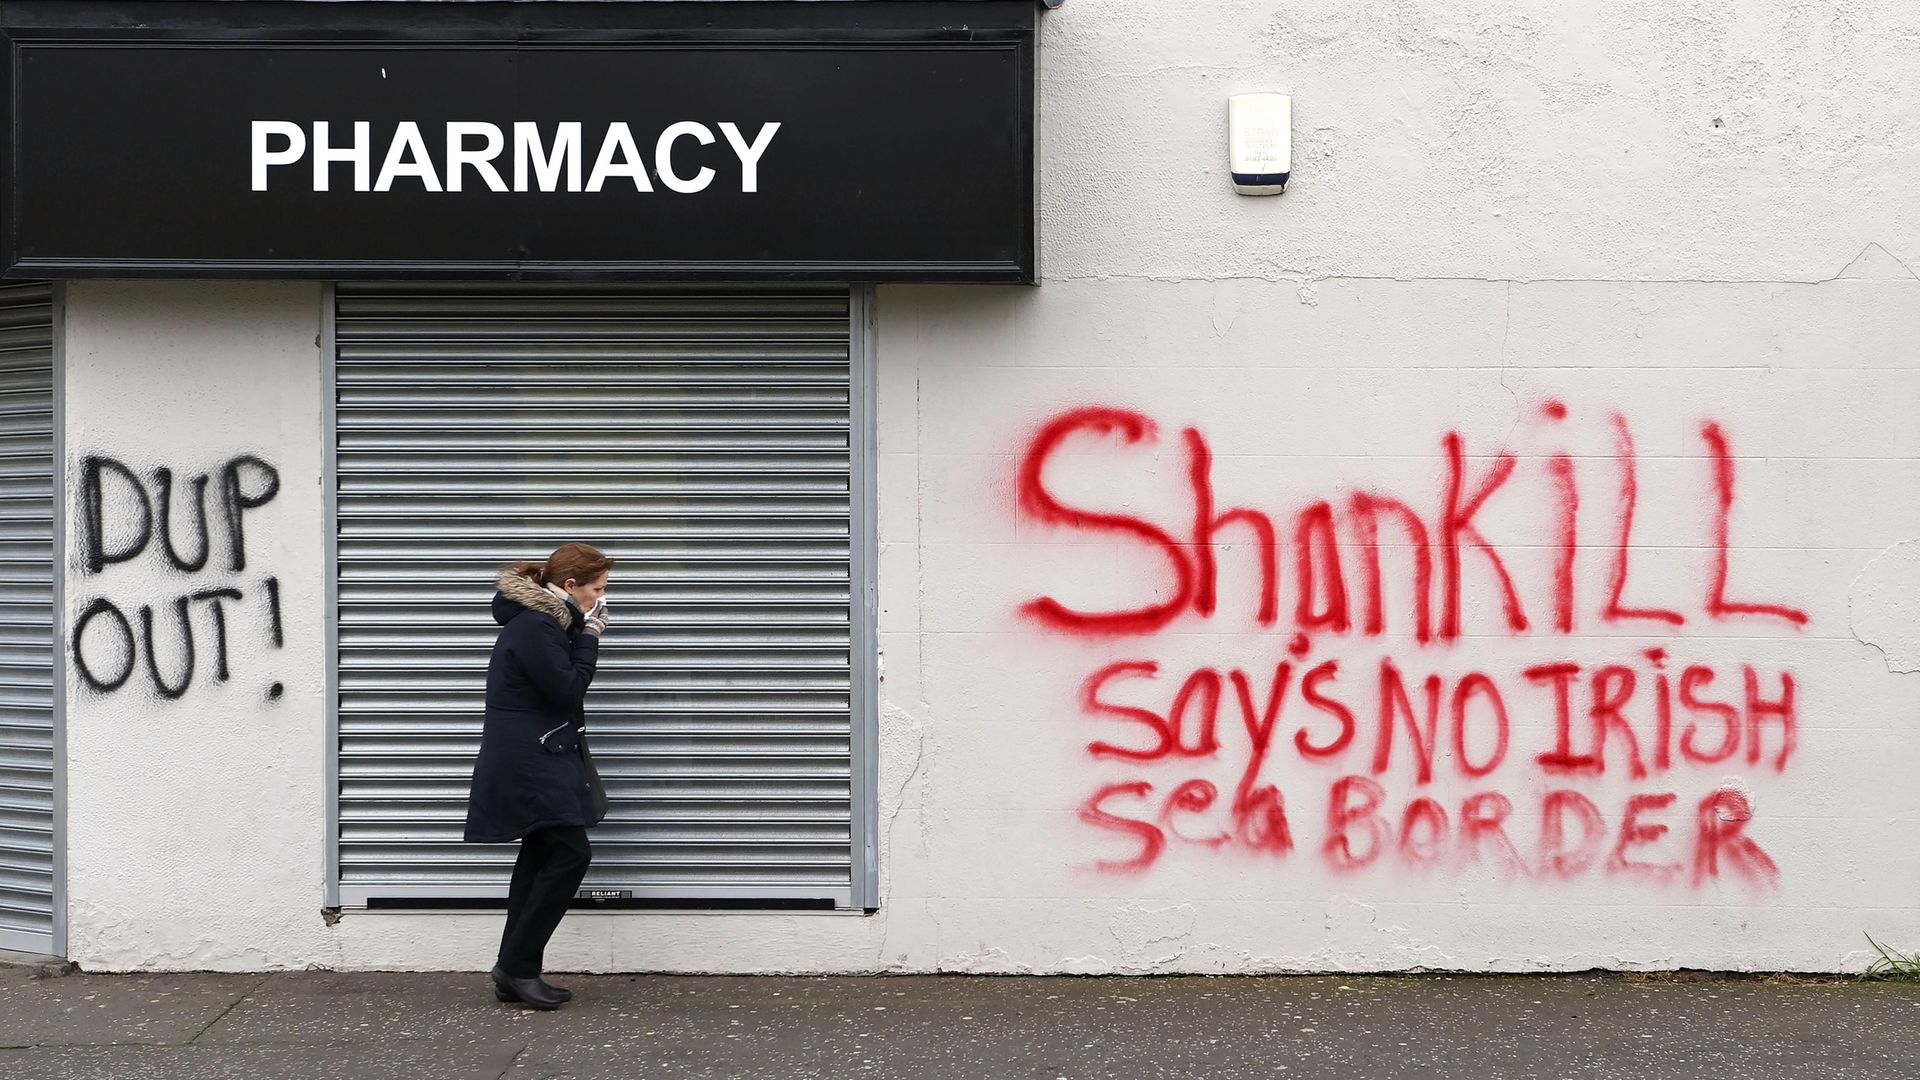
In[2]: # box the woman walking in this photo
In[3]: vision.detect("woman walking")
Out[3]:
[465,542,613,1009]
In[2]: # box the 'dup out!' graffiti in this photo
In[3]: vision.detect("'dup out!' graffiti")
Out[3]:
[1016,402,1804,889]
[70,454,286,702]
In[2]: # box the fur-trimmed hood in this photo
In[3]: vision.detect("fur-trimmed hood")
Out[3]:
[494,568,576,631]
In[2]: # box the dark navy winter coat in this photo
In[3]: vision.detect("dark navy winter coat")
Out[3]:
[464,569,605,844]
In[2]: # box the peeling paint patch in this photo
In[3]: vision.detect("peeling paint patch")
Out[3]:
[877,701,930,895]
[1849,541,1920,673]
[937,945,1030,975]
[1105,895,1190,960]
[1715,777,1755,820]
[1323,894,1381,935]
[1055,954,1111,976]
[879,701,928,813]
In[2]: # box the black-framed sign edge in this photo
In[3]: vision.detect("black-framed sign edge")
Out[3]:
[0,3,1039,283]
[9,257,1036,282]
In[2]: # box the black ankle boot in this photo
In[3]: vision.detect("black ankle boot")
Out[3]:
[539,978,573,1003]
[491,966,565,1009]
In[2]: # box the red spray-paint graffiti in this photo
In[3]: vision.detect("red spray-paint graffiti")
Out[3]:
[1016,403,1807,887]
[1018,405,1805,639]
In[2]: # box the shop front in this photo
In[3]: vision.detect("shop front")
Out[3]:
[0,0,1036,962]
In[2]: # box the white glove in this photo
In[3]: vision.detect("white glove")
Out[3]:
[584,598,611,636]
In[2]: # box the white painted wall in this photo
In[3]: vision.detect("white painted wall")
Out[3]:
[60,0,1920,972]
[63,281,332,968]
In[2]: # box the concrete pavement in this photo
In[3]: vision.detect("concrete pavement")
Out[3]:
[1,966,1917,1079]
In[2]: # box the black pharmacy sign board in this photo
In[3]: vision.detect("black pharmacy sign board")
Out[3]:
[0,1,1037,281]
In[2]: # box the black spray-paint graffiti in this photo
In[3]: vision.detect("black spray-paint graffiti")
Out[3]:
[72,454,286,702]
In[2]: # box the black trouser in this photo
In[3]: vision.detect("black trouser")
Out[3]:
[497,825,593,979]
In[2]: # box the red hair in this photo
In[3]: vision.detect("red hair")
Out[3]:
[508,542,614,588]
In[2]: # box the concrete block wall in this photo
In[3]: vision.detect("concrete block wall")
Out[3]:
[56,0,1920,971]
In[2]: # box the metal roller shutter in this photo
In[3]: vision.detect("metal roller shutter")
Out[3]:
[0,282,56,953]
[330,283,870,909]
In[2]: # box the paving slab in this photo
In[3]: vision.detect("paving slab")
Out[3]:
[481,974,1920,1080]
[199,971,549,1045]
[0,1040,526,1080]
[0,968,258,1048]
[6,971,1920,1079]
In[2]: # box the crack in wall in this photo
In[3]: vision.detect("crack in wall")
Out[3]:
[1038,243,1920,288]
[1494,279,1520,442]
[1849,539,1920,674]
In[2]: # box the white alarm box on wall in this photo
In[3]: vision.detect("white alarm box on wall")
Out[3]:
[1228,93,1292,195]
